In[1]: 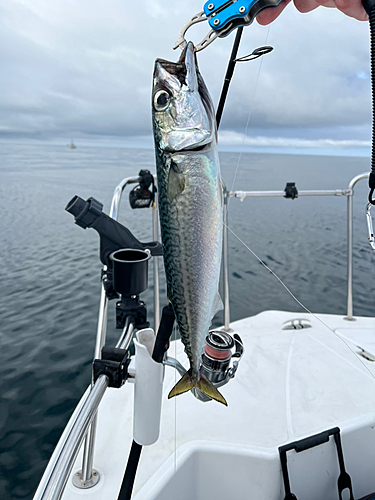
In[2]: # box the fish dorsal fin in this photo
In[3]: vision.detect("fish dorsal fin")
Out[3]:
[211,292,223,320]
[168,164,185,203]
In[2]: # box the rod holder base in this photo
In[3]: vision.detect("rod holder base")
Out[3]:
[72,469,100,489]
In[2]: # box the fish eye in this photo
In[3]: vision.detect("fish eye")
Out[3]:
[154,90,171,112]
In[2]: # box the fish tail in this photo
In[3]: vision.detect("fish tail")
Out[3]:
[198,374,228,406]
[168,370,227,406]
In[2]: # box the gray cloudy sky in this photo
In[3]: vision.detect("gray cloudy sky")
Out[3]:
[0,0,372,153]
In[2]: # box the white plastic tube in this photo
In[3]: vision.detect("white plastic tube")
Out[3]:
[133,328,164,446]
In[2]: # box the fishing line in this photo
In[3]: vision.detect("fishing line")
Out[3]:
[221,26,375,383]
[228,25,271,204]
[224,222,375,382]
[173,322,177,477]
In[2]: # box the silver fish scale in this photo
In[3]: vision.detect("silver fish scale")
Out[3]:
[156,147,222,378]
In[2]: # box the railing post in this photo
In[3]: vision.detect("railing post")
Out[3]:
[345,172,370,321]
[346,189,354,320]
[75,283,108,487]
[79,416,98,487]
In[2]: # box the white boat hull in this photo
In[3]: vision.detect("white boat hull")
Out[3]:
[60,310,375,499]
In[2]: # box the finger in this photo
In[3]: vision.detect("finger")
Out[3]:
[293,0,323,13]
[334,0,368,20]
[256,0,292,25]
[295,0,368,18]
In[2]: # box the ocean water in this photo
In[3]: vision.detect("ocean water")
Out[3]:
[1,143,374,499]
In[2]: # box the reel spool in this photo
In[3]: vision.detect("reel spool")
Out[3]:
[201,331,235,384]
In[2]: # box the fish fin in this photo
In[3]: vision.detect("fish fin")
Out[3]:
[184,42,198,91]
[211,292,224,320]
[168,166,185,203]
[198,374,227,406]
[168,370,194,399]
[168,370,228,406]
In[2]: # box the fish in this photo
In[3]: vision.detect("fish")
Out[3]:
[152,42,227,406]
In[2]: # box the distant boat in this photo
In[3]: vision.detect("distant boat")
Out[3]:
[67,140,76,149]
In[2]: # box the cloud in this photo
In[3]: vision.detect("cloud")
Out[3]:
[218,130,371,148]
[0,0,372,147]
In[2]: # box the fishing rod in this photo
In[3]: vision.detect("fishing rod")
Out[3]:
[216,27,273,128]
[115,3,283,500]
[216,26,244,127]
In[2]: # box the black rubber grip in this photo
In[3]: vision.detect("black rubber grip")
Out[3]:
[152,304,175,363]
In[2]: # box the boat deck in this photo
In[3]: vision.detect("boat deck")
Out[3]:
[62,310,375,500]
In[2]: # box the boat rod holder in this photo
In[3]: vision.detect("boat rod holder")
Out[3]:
[65,195,163,301]
[110,248,151,329]
[65,195,162,265]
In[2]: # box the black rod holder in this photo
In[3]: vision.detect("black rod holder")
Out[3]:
[110,248,151,297]
[65,195,163,267]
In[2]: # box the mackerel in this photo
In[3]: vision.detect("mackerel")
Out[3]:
[152,42,226,405]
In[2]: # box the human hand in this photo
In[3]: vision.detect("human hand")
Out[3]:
[256,0,368,25]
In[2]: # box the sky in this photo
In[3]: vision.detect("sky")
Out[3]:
[0,0,373,155]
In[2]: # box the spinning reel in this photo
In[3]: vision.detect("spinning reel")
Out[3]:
[166,329,244,403]
[195,330,244,402]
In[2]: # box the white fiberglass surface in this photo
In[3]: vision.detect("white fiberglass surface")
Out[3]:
[63,311,375,500]
[133,311,375,500]
[136,311,375,500]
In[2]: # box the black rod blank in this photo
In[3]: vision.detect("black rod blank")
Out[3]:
[216,27,244,129]
[117,441,142,500]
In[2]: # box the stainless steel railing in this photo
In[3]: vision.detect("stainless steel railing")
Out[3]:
[33,171,369,500]
[346,173,370,319]
[79,176,161,487]
[33,320,135,500]
[224,172,370,323]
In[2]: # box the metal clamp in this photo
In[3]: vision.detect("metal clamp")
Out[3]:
[93,347,131,388]
[173,10,218,52]
[174,0,282,52]
[366,202,375,251]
